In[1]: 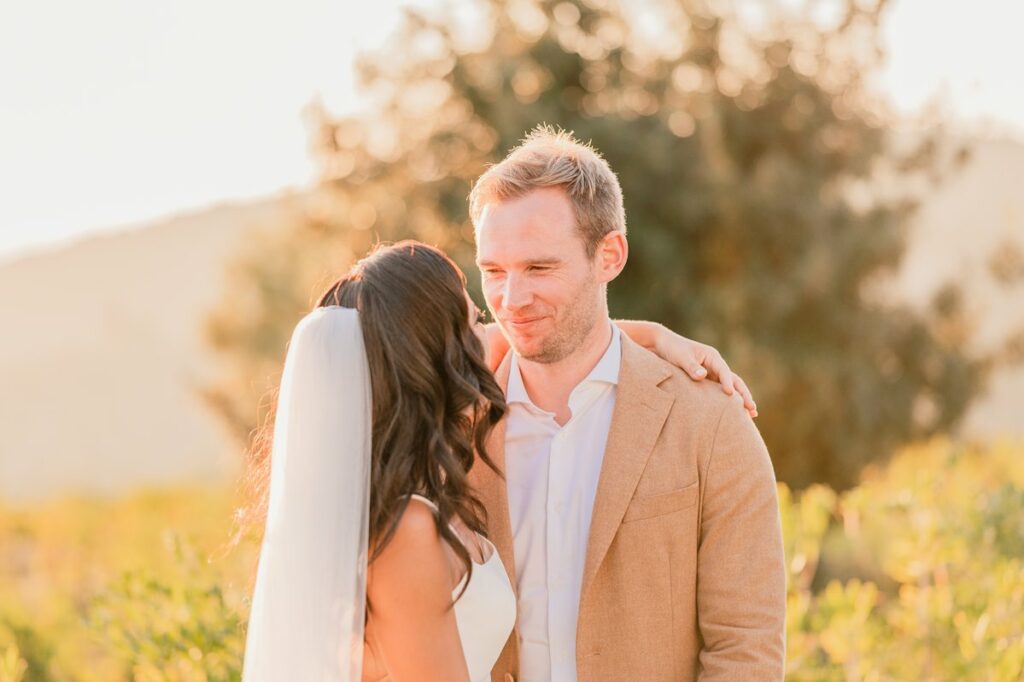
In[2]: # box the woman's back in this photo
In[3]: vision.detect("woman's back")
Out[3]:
[363,495,515,682]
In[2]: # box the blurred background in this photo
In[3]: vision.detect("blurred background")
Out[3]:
[1,0,1022,679]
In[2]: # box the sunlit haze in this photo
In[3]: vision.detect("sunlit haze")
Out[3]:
[1,0,1021,260]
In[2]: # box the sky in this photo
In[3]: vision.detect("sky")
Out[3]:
[1,0,1022,261]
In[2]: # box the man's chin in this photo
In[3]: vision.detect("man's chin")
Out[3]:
[511,339,567,364]
[505,334,545,360]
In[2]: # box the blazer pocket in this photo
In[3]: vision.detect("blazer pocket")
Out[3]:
[622,482,699,523]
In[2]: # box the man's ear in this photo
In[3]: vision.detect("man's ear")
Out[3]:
[595,230,628,284]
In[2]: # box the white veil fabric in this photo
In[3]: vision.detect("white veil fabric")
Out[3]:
[242,306,372,682]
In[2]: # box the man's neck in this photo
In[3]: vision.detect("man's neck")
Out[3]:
[517,318,613,424]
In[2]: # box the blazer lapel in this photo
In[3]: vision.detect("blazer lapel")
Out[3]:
[581,336,674,598]
[470,352,523,679]
[471,352,518,590]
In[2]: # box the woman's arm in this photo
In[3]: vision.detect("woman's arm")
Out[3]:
[365,501,470,682]
[482,321,757,418]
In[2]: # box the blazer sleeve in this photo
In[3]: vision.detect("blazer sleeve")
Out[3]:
[695,396,786,681]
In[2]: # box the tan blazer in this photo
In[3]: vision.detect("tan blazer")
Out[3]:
[469,335,786,682]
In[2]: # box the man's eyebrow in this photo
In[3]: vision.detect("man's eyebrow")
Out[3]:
[476,257,563,267]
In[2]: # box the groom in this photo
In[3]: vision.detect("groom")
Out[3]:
[468,128,786,681]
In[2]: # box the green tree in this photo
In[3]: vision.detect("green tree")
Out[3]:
[205,0,985,489]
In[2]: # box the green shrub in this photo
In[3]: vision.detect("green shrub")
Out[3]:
[1,440,1021,679]
[0,643,27,682]
[784,440,1024,680]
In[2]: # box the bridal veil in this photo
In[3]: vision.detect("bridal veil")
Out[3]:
[242,306,371,681]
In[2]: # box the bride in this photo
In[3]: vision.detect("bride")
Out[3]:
[241,240,753,681]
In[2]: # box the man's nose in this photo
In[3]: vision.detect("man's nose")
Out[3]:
[502,273,533,312]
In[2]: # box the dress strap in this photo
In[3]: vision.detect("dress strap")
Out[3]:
[406,494,495,563]
[407,494,460,536]
[407,493,439,510]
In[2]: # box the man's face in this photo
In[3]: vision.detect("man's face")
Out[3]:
[475,187,602,364]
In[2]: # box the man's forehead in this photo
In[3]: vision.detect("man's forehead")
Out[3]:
[474,190,585,264]
[475,225,580,266]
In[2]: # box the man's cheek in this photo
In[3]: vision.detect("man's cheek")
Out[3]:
[482,283,502,312]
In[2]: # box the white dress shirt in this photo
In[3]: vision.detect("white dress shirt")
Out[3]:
[505,324,621,682]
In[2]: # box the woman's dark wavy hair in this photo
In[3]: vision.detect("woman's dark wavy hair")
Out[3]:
[241,240,506,598]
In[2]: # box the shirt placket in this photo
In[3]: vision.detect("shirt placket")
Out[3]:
[547,421,569,679]
[547,384,601,681]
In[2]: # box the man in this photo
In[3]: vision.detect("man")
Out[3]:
[468,127,786,681]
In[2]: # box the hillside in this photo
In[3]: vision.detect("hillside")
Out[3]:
[0,193,310,502]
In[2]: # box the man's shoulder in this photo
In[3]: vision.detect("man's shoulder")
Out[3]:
[623,340,746,422]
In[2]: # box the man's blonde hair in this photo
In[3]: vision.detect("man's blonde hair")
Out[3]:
[469,125,626,256]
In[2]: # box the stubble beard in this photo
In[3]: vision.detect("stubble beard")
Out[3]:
[518,279,602,365]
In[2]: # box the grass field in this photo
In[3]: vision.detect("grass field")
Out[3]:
[1,439,1021,681]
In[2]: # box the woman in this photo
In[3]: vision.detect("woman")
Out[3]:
[241,241,754,681]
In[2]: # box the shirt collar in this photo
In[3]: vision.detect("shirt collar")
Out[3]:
[507,323,621,408]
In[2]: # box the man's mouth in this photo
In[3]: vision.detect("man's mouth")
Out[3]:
[505,316,543,330]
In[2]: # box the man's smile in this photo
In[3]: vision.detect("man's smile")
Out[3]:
[504,316,546,331]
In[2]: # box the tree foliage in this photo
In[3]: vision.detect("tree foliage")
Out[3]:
[204,0,986,489]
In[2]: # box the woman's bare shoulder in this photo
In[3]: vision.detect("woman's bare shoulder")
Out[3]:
[369,498,455,605]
